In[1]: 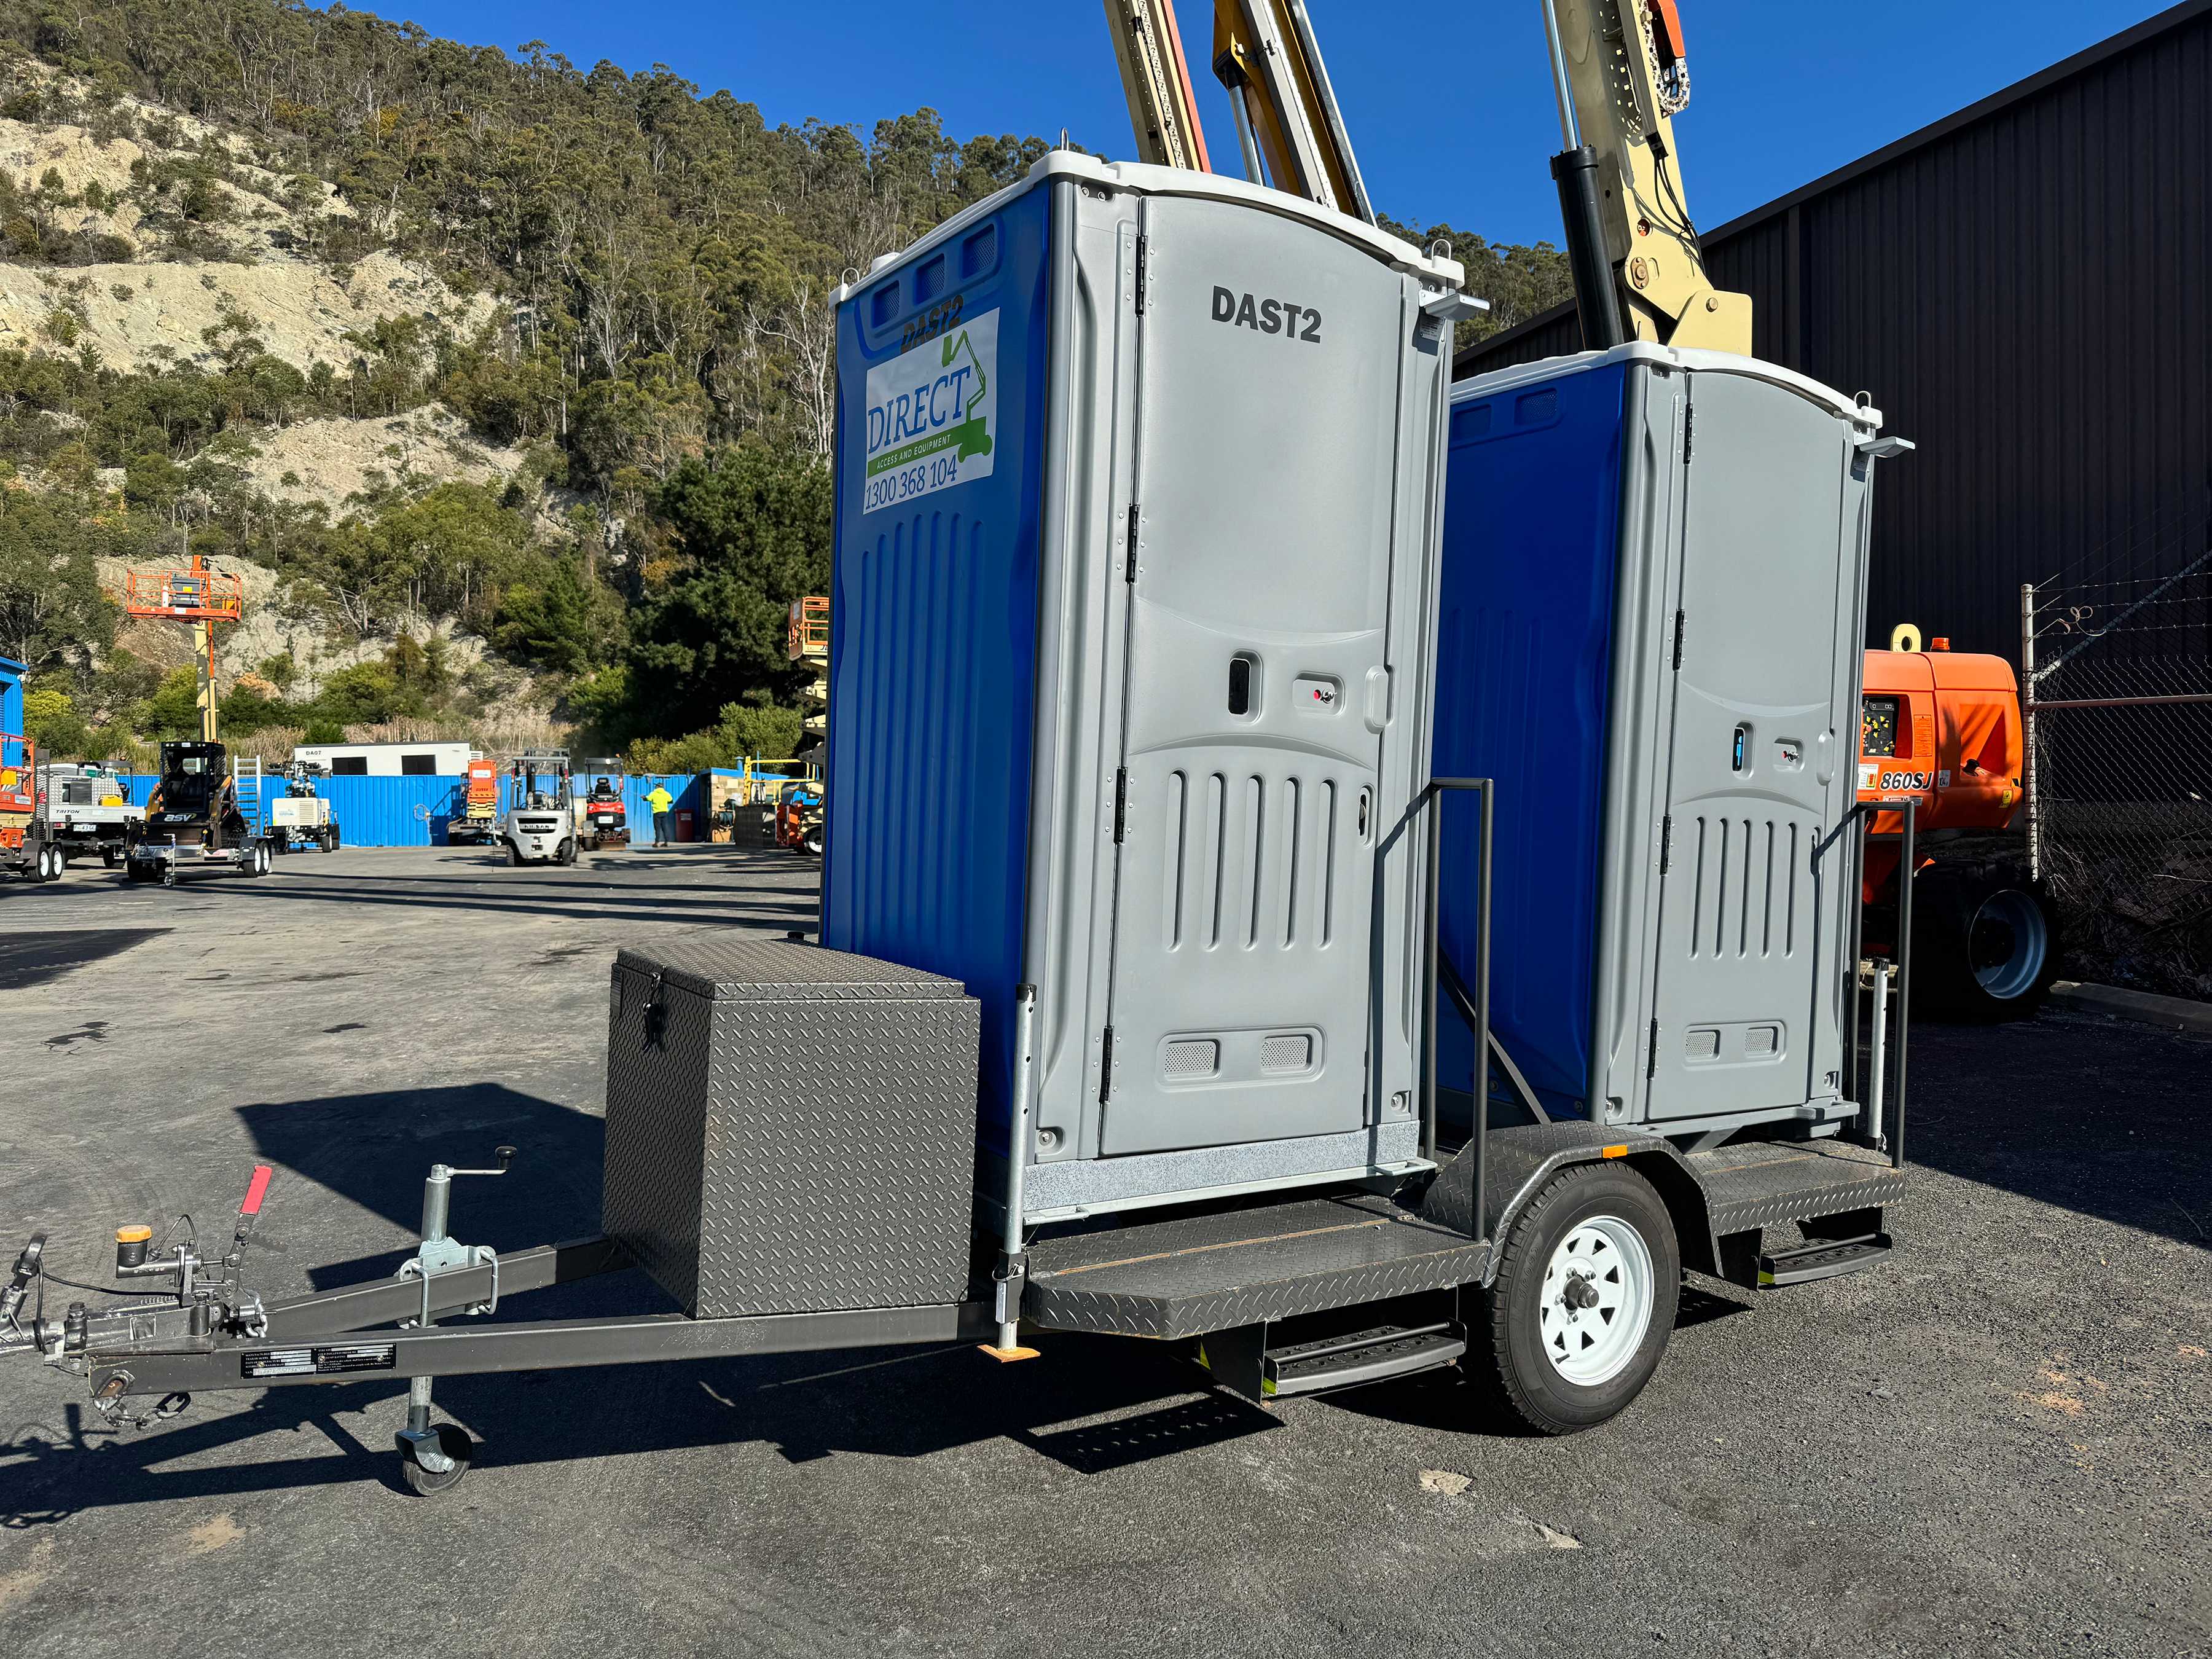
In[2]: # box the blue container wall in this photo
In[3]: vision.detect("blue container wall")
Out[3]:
[114,771,707,846]
[1432,363,1630,1117]
[822,177,1054,1144]
[1,656,23,772]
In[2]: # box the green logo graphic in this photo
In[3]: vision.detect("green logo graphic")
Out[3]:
[941,328,994,463]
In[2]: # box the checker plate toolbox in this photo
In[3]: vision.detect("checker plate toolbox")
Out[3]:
[602,936,980,1318]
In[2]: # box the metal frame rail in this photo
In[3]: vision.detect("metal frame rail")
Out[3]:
[1824,795,1915,1171]
[1419,777,1494,1237]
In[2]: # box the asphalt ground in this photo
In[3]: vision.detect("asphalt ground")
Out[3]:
[0,845,2206,1658]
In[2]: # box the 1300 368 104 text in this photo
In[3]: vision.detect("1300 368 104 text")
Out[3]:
[863,451,965,512]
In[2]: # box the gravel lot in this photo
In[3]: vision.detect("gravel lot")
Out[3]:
[1,846,2206,1658]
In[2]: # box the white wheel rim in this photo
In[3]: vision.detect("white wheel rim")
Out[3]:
[1539,1212,1655,1387]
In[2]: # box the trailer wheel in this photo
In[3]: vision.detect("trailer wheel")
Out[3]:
[397,1424,474,1497]
[102,847,118,868]
[329,824,340,851]
[1476,1161,1679,1435]
[160,867,178,888]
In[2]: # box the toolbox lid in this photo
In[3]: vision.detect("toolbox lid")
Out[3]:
[614,935,970,1002]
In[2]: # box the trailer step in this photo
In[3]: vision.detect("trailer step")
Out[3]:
[1024,1194,1489,1340]
[1757,1233,1892,1288]
[1261,1322,1467,1397]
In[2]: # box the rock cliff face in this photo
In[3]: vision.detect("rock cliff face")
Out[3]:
[0,69,557,740]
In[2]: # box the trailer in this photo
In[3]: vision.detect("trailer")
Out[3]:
[124,742,273,886]
[0,153,1917,1496]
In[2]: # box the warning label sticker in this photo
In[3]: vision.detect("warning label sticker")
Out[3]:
[861,308,998,515]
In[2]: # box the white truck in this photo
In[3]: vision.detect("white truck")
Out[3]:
[42,763,143,869]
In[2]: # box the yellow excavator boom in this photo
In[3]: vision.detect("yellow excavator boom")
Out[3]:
[1102,0,1213,171]
[1540,0,1751,353]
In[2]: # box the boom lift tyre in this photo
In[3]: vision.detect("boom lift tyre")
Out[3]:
[1908,861,2058,1021]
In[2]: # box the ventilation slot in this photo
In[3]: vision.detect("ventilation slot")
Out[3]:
[1261,1034,1314,1073]
[1685,1028,1721,1062]
[1746,1026,1778,1058]
[1164,1039,1219,1079]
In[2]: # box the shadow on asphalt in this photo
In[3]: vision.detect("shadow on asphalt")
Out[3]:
[0,928,170,990]
[230,1085,611,1275]
[1897,1016,2211,1250]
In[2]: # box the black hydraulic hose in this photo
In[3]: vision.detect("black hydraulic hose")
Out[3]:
[1552,144,1627,351]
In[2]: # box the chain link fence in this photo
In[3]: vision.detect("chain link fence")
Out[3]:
[2025,547,2212,1000]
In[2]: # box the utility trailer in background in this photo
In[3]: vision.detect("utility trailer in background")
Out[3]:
[123,742,273,887]
[1,154,1918,1492]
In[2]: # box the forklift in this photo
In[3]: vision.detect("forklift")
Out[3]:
[1,1,1918,1493]
[502,752,576,865]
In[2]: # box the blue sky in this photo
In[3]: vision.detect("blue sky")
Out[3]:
[386,1,2171,244]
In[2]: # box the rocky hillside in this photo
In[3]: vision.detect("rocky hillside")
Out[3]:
[0,0,1567,771]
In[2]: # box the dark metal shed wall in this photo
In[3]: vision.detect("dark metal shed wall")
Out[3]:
[1454,1,2212,659]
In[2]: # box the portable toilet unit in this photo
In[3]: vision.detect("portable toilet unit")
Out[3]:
[823,152,1472,1221]
[1432,343,1908,1142]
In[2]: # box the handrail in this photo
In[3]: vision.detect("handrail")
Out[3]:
[1813,796,1915,1170]
[1419,777,1494,1241]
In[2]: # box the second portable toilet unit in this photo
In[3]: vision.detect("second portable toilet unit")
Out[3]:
[824,152,1474,1222]
[1432,343,1911,1143]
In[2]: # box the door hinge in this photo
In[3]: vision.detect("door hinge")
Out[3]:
[1112,767,1128,842]
[1099,1027,1115,1102]
[1660,815,1673,873]
[1124,501,1140,582]
[1133,235,1148,313]
[1647,1019,1661,1079]
[1671,608,1686,670]
[1682,404,1695,462]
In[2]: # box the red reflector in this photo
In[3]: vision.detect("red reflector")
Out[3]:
[240,1165,274,1215]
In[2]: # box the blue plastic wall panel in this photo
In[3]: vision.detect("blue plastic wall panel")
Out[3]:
[822,176,1054,1143]
[1432,363,1630,1115]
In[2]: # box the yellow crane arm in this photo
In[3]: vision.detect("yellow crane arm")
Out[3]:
[1542,0,1750,353]
[1102,0,1214,172]
[1209,0,1374,223]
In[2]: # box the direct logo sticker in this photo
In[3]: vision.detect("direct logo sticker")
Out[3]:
[863,308,998,514]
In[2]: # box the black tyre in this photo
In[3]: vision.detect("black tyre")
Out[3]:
[329,824,340,851]
[508,844,522,866]
[102,847,118,868]
[270,835,288,857]
[397,1424,473,1497]
[1910,863,2058,1022]
[1475,1161,1679,1435]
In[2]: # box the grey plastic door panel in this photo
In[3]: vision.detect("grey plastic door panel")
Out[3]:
[1099,194,1404,1156]
[1647,375,1853,1122]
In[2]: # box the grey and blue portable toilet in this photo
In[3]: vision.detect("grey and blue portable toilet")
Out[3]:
[1433,343,1908,1141]
[825,152,1473,1221]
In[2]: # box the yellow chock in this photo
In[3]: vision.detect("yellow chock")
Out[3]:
[977,1343,1041,1363]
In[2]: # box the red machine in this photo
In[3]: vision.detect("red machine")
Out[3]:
[1857,628,2054,1018]
[1,732,63,882]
